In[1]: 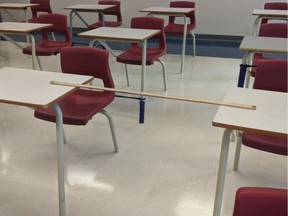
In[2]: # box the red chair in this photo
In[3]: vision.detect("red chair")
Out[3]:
[88,0,122,29]
[250,23,288,77]
[116,17,167,91]
[29,0,53,23]
[262,2,288,24]
[34,47,118,152]
[233,187,287,216]
[164,1,196,57]
[233,59,288,171]
[23,14,72,70]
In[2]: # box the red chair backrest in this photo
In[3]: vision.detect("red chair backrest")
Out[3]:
[98,0,122,23]
[30,0,52,18]
[169,1,196,28]
[38,14,72,44]
[259,23,288,38]
[130,17,166,51]
[60,47,114,88]
[253,59,288,93]
[264,2,288,10]
[262,2,288,24]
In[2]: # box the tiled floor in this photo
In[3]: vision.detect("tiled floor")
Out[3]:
[0,41,286,216]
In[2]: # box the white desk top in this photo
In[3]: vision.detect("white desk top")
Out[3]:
[0,3,38,9]
[140,7,194,15]
[0,67,93,108]
[0,22,52,34]
[78,27,160,42]
[64,4,115,11]
[252,9,288,17]
[239,36,288,54]
[213,87,287,137]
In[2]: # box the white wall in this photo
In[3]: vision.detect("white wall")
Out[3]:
[4,0,283,36]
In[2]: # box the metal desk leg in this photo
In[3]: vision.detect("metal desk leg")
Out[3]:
[213,128,233,216]
[69,11,74,38]
[180,15,188,74]
[139,40,147,123]
[53,104,66,216]
[99,11,105,26]
[237,51,250,88]
[252,16,262,36]
[28,33,38,70]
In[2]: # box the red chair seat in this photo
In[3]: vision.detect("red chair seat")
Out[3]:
[164,23,196,35]
[88,20,122,29]
[243,132,287,155]
[35,89,114,125]
[23,41,71,56]
[117,46,166,66]
[233,187,287,216]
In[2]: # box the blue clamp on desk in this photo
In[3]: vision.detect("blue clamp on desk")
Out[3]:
[237,64,256,87]
[139,98,146,124]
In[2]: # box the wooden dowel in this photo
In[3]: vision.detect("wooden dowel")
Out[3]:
[50,81,256,110]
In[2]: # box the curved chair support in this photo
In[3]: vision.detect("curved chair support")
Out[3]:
[157,59,167,91]
[100,110,118,152]
[233,59,288,171]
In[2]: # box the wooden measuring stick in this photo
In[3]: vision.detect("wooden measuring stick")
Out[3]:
[50,81,256,110]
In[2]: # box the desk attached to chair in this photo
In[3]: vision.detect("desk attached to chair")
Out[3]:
[212,87,287,216]
[0,67,93,216]
[238,36,288,88]
[0,22,52,70]
[140,6,195,74]
[78,26,160,124]
[0,3,38,23]
[64,4,116,39]
[252,9,288,35]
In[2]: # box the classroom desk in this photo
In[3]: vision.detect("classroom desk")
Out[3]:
[140,7,195,74]
[238,36,288,88]
[252,9,288,36]
[0,3,38,23]
[78,27,160,123]
[64,4,115,38]
[0,67,93,216]
[0,22,52,70]
[212,87,287,216]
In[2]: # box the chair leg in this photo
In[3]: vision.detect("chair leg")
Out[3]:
[51,32,56,41]
[124,64,130,86]
[63,129,67,144]
[36,56,43,71]
[157,59,167,91]
[100,110,119,153]
[190,31,196,57]
[92,41,106,50]
[121,42,125,52]
[233,131,243,171]
[119,43,130,86]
